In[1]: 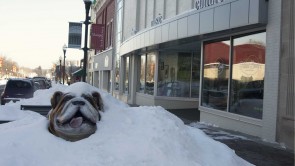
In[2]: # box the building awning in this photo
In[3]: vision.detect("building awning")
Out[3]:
[72,68,85,77]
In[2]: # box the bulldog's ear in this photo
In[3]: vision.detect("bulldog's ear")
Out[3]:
[51,91,63,109]
[92,92,103,111]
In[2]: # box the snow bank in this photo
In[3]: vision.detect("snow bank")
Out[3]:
[0,82,252,166]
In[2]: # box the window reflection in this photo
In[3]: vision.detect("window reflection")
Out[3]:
[201,32,266,119]
[202,40,230,111]
[124,56,129,94]
[139,55,146,93]
[146,53,156,95]
[157,52,200,98]
[137,53,156,95]
[229,32,266,119]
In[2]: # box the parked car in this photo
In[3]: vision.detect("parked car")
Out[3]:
[1,78,35,105]
[32,77,51,89]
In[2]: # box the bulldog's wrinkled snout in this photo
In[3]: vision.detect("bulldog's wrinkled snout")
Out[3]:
[72,100,85,106]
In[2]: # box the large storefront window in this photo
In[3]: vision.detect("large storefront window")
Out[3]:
[202,40,230,111]
[201,32,266,119]
[229,32,266,119]
[137,53,156,95]
[157,51,200,98]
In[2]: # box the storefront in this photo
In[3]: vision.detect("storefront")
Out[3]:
[119,0,267,107]
[89,48,113,92]
[112,0,293,149]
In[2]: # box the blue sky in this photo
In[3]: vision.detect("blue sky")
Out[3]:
[0,0,88,69]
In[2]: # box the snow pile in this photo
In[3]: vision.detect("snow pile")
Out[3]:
[0,82,253,166]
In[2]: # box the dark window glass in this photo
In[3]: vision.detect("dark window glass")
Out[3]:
[191,53,201,98]
[229,32,266,119]
[201,40,230,111]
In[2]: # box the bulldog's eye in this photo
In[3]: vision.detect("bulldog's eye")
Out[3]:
[83,95,93,104]
[63,96,73,102]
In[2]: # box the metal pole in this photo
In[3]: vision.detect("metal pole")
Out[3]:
[82,0,92,82]
[59,59,62,84]
[63,53,65,84]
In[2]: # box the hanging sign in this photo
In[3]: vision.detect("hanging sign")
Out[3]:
[68,22,82,49]
[90,24,105,51]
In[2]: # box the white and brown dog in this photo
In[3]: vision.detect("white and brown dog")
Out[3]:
[47,83,103,141]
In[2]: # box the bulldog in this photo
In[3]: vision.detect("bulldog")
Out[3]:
[47,83,103,141]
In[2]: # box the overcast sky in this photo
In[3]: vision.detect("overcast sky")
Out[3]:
[0,0,89,69]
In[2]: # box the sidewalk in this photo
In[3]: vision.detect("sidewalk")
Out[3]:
[188,122,294,166]
[132,106,295,165]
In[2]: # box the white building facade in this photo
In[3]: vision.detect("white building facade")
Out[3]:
[90,0,294,149]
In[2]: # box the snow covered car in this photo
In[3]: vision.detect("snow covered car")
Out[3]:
[0,78,35,105]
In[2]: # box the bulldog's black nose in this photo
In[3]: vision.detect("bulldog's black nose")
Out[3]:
[72,100,85,106]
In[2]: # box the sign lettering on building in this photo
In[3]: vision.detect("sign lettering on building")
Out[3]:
[195,0,224,10]
[151,14,163,27]
[68,22,82,49]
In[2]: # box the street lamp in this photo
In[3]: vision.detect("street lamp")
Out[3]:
[59,56,62,84]
[63,44,67,84]
[82,0,92,82]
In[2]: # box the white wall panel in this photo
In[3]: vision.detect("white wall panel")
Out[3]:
[165,0,177,19]
[169,21,178,40]
[140,34,145,49]
[146,0,154,28]
[161,23,169,42]
[155,26,162,44]
[149,29,155,45]
[200,9,214,34]
[178,0,193,15]
[139,0,146,30]
[144,31,150,47]
[214,4,230,31]
[155,0,164,18]
[230,0,249,28]
[178,17,188,39]
[123,0,137,40]
[188,13,200,36]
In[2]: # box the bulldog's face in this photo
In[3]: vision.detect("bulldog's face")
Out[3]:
[48,90,103,141]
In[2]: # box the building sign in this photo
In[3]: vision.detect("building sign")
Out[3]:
[68,22,82,49]
[195,0,224,10]
[151,14,163,27]
[91,24,105,51]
